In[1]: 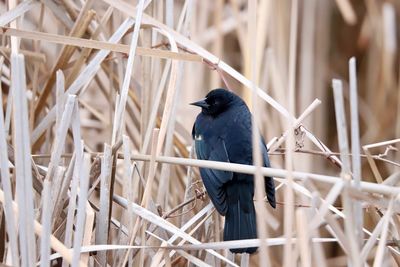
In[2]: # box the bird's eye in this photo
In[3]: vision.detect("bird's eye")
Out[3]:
[207,98,216,106]
[211,97,220,106]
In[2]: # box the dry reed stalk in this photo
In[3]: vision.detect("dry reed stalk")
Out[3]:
[266,49,338,184]
[153,29,179,157]
[55,70,65,129]
[39,0,72,28]
[0,188,85,267]
[52,156,74,232]
[175,145,196,235]
[34,4,96,118]
[121,135,135,249]
[0,26,202,62]
[102,0,291,118]
[228,0,246,53]
[45,94,75,181]
[210,0,223,89]
[128,153,400,196]
[120,127,158,266]
[360,198,394,262]
[372,198,395,267]
[65,6,114,88]
[135,129,159,266]
[42,236,340,256]
[240,253,249,267]
[283,1,298,266]
[0,59,19,267]
[323,212,351,254]
[382,3,396,92]
[166,0,173,28]
[95,144,112,265]
[268,98,321,152]
[140,0,191,162]
[298,0,316,121]
[153,203,214,266]
[255,0,270,83]
[309,180,344,230]
[113,194,238,267]
[0,0,37,27]
[295,181,393,261]
[81,201,95,265]
[308,192,328,267]
[156,57,184,217]
[0,1,399,266]
[49,166,65,227]
[64,141,83,261]
[12,54,36,266]
[335,0,357,25]
[332,79,361,267]
[31,18,135,144]
[302,127,343,168]
[139,61,171,153]
[248,0,270,266]
[296,208,311,267]
[296,0,317,176]
[111,0,144,145]
[196,9,246,47]
[349,57,363,246]
[71,153,91,266]
[363,138,400,184]
[0,47,46,62]
[40,179,52,267]
[6,0,19,53]
[3,80,12,139]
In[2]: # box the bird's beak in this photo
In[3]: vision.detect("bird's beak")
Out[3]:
[190,98,209,109]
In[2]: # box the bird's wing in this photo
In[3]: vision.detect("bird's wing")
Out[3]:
[228,106,276,208]
[191,123,196,139]
[261,138,276,208]
[195,138,233,215]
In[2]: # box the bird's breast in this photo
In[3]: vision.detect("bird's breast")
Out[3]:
[195,115,216,138]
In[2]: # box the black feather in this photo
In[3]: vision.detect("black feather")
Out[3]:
[191,88,276,254]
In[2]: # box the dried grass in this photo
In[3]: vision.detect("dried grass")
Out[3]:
[0,0,400,266]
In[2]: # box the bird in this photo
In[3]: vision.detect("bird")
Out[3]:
[191,88,276,254]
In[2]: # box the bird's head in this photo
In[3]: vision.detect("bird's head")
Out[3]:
[190,88,242,116]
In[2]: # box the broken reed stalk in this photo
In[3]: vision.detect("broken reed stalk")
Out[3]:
[349,57,363,246]
[95,144,112,266]
[332,79,361,267]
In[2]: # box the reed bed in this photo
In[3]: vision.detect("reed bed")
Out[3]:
[0,0,399,266]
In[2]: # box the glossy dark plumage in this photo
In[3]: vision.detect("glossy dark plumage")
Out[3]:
[191,88,276,254]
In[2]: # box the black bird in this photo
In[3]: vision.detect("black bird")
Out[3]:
[191,88,276,254]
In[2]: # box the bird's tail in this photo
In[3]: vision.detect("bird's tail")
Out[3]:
[223,201,258,254]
